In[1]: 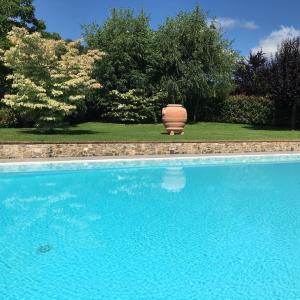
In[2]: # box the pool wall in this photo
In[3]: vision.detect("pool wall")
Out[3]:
[1,141,300,159]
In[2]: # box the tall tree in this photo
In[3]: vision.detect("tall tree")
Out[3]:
[234,50,270,96]
[270,38,300,129]
[83,9,159,120]
[155,6,238,121]
[0,0,46,38]
[0,0,59,99]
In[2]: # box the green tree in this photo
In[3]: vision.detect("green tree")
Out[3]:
[234,50,270,96]
[83,9,160,122]
[0,0,60,99]
[270,38,300,129]
[1,27,103,131]
[155,6,238,121]
[0,0,46,38]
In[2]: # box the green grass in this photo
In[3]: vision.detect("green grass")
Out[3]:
[0,122,300,142]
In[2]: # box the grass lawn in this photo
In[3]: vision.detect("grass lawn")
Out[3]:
[0,122,300,142]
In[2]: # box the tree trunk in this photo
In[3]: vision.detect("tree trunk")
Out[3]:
[193,100,200,123]
[291,101,297,130]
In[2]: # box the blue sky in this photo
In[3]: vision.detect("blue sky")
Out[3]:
[35,0,300,56]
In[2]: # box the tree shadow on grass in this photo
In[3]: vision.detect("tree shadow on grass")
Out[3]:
[242,124,297,132]
[20,129,109,135]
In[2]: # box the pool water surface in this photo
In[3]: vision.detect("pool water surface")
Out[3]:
[1,155,300,299]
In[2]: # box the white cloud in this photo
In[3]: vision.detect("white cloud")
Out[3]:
[252,26,300,57]
[214,17,237,29]
[243,21,258,30]
[212,17,258,30]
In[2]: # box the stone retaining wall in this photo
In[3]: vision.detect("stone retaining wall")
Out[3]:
[1,141,300,159]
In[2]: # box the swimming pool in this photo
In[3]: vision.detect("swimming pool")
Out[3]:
[1,154,300,299]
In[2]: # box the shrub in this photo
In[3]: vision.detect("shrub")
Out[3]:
[0,107,18,128]
[101,89,162,123]
[219,95,274,125]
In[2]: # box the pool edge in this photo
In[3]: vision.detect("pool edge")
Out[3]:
[1,152,300,166]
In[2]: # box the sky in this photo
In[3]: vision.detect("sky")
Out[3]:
[35,0,300,57]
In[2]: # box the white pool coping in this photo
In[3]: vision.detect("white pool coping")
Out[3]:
[0,152,293,165]
[1,152,300,168]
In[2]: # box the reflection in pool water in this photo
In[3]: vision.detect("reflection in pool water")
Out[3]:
[161,167,186,192]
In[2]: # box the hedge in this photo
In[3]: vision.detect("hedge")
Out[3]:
[200,95,275,125]
[219,95,274,125]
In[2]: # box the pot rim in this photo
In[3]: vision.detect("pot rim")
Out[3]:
[165,104,183,107]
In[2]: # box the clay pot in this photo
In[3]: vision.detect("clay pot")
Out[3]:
[162,104,187,135]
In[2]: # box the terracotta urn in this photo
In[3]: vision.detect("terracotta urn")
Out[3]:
[162,104,187,135]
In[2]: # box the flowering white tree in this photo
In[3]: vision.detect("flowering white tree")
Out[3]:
[0,27,104,130]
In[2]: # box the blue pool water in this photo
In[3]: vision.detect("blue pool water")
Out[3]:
[1,155,300,299]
